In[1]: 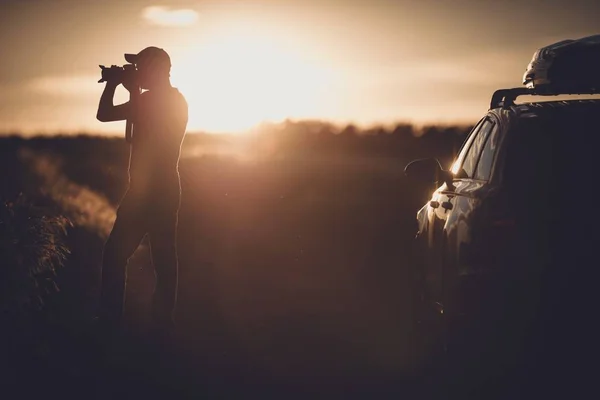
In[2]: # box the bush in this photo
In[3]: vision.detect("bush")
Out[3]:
[0,193,70,317]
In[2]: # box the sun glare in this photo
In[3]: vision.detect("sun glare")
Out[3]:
[170,32,334,133]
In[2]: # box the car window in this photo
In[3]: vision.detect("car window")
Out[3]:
[454,120,494,179]
[504,117,554,199]
[504,105,597,210]
[450,118,485,175]
[474,123,500,181]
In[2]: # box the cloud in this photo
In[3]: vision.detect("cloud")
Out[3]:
[142,6,199,27]
[27,75,100,96]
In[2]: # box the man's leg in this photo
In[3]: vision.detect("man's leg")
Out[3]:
[148,208,179,330]
[99,196,147,330]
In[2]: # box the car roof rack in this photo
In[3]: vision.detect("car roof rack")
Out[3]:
[490,87,600,110]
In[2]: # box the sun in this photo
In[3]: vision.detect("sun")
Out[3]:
[169,32,333,133]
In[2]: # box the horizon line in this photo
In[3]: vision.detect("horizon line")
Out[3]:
[0,118,477,138]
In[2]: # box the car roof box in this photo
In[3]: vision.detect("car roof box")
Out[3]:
[523,35,600,93]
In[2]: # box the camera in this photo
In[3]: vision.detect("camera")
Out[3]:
[98,64,137,84]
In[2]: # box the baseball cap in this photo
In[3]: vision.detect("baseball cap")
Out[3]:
[124,46,171,70]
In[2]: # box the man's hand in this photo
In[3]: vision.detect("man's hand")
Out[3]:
[122,77,139,93]
[97,81,131,122]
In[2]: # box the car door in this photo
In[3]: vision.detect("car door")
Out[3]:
[441,116,502,316]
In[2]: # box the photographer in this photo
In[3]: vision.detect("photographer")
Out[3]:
[96,46,188,339]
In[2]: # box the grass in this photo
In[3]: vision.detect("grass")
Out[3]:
[0,124,469,398]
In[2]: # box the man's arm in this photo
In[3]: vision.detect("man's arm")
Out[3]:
[96,81,130,122]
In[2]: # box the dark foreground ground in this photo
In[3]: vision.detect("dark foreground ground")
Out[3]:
[1,130,587,399]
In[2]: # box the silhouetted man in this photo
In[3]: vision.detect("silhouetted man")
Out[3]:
[96,47,188,336]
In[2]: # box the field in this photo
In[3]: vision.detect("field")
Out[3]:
[0,122,470,398]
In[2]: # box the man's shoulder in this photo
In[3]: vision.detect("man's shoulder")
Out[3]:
[172,88,188,105]
[140,88,187,107]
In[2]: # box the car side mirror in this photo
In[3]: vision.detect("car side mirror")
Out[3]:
[404,158,454,189]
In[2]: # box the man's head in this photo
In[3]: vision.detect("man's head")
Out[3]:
[124,46,171,90]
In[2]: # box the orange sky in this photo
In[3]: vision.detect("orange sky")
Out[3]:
[1,0,599,135]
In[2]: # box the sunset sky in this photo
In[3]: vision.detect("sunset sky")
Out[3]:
[1,0,599,135]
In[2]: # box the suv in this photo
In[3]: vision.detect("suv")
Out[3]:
[405,36,599,377]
